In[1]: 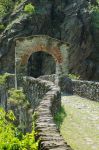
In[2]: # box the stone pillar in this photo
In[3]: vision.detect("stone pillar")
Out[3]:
[55,62,63,85]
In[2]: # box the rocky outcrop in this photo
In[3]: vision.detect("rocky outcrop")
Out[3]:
[0,0,99,81]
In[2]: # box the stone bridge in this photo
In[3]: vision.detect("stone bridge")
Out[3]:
[0,35,99,150]
[0,74,99,149]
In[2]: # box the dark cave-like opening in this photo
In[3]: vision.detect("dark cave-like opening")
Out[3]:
[27,51,56,78]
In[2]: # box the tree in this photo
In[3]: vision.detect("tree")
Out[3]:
[0,0,13,16]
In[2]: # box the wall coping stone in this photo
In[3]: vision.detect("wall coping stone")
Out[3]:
[24,77,72,150]
[72,79,99,102]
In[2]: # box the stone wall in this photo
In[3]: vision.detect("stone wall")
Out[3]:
[0,74,15,110]
[0,75,33,133]
[0,85,7,110]
[0,75,71,149]
[15,35,69,78]
[39,74,56,83]
[23,77,50,109]
[27,78,71,150]
[39,75,73,94]
[22,77,71,149]
[72,80,99,102]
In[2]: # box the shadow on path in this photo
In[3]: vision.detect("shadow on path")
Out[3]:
[61,92,73,97]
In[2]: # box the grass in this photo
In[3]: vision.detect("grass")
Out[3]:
[54,106,67,128]
[55,95,99,150]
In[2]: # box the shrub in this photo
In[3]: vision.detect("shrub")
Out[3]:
[0,108,20,150]
[0,24,5,31]
[0,73,10,85]
[89,2,99,29]
[91,7,99,29]
[0,107,39,150]
[0,0,14,16]
[68,74,80,80]
[8,88,30,107]
[54,106,66,128]
[24,3,35,14]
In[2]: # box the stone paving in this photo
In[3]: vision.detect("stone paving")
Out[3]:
[61,94,99,150]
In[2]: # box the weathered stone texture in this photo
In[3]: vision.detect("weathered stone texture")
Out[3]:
[22,77,50,109]
[0,75,33,132]
[0,74,15,110]
[0,0,99,80]
[19,76,71,149]
[0,75,71,149]
[39,74,56,83]
[72,80,99,102]
[58,76,73,94]
[39,75,73,94]
[0,85,7,109]
[34,80,72,150]
[15,35,69,78]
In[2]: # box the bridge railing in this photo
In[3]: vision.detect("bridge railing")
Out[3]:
[72,79,99,102]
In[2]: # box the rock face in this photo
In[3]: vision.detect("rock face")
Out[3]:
[0,0,99,81]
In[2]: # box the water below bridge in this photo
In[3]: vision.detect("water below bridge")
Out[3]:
[60,94,99,150]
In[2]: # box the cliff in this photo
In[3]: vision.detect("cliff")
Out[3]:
[0,0,99,81]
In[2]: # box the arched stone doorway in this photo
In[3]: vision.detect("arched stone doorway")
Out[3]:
[27,51,56,78]
[15,35,69,79]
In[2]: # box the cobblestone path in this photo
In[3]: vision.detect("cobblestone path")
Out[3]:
[61,94,99,150]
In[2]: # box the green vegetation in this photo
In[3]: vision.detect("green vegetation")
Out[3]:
[89,1,99,29]
[0,74,39,149]
[24,3,35,14]
[89,4,99,28]
[14,0,25,11]
[0,0,14,16]
[0,24,5,31]
[8,88,30,107]
[0,73,10,85]
[0,0,35,16]
[54,106,67,128]
[92,7,99,29]
[0,107,39,150]
[56,95,99,150]
[68,74,80,80]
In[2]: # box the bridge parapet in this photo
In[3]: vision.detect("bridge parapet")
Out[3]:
[0,74,72,149]
[72,80,99,102]
[21,76,72,149]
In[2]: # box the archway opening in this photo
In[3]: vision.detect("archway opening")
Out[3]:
[27,51,56,78]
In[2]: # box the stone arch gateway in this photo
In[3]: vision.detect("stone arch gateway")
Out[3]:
[27,51,56,78]
[15,35,69,78]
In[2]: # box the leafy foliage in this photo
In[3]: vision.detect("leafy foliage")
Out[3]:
[92,7,99,28]
[0,107,39,150]
[14,0,25,11]
[0,73,10,85]
[54,106,67,128]
[89,1,99,29]
[8,88,30,108]
[0,0,25,17]
[68,74,80,80]
[0,0,14,16]
[0,24,5,31]
[24,3,35,14]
